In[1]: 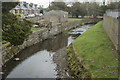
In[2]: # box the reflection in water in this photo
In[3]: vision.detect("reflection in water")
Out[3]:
[67,24,93,47]
[7,50,56,78]
[3,34,68,79]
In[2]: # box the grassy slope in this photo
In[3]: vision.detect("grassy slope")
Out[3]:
[73,21,118,78]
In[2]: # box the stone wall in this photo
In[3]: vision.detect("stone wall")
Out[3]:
[65,45,91,78]
[103,14,120,51]
[2,19,102,64]
[44,10,68,23]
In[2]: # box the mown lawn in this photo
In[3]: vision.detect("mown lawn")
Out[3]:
[73,21,118,78]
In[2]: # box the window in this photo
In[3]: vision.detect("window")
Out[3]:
[15,10,18,13]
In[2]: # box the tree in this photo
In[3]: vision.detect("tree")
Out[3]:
[2,2,19,13]
[49,2,68,11]
[87,2,101,17]
[71,2,86,18]
[2,2,33,46]
[107,2,119,10]
[40,10,43,14]
[99,5,108,16]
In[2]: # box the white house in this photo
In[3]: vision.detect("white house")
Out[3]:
[10,2,40,15]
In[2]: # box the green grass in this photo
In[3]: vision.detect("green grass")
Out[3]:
[73,21,118,78]
[31,27,46,32]
[68,18,82,22]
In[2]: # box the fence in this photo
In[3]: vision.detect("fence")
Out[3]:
[103,10,120,52]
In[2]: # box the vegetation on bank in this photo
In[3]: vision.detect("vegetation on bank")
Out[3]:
[65,45,92,79]
[49,2,119,18]
[2,2,33,46]
[72,21,118,78]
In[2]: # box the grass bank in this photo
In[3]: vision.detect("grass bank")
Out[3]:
[73,21,118,78]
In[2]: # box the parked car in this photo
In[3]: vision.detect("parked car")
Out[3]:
[39,13,43,17]
[35,13,39,17]
[28,14,35,18]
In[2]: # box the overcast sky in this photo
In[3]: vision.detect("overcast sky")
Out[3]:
[19,0,54,8]
[19,0,120,8]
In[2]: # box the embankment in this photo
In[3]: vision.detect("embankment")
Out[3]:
[67,21,118,78]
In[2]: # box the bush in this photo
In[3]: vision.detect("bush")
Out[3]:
[2,13,32,46]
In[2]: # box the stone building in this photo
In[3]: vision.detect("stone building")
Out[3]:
[44,10,68,23]
[10,2,40,15]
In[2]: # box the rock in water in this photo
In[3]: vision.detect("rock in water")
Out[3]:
[0,72,4,75]
[14,58,20,61]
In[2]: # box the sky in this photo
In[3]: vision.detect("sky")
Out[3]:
[19,0,120,8]
[20,0,54,8]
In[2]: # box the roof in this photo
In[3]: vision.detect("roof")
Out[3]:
[14,2,39,10]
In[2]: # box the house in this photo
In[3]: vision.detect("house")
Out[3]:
[44,10,68,23]
[10,2,40,15]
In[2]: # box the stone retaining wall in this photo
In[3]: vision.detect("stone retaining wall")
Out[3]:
[103,14,120,51]
[65,45,92,78]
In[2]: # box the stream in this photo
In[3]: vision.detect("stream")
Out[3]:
[3,24,94,79]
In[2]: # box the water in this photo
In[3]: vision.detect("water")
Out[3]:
[7,50,56,78]
[3,24,93,79]
[67,24,93,47]
[68,25,92,35]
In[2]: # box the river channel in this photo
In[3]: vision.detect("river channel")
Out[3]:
[3,24,94,79]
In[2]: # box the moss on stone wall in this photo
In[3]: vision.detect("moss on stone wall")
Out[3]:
[4,46,20,61]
